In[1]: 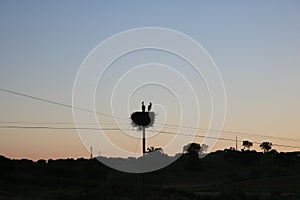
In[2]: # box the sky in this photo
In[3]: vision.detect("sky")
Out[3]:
[0,1,299,160]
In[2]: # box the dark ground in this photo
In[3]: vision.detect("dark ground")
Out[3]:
[0,150,299,200]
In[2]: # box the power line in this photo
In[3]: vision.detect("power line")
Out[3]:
[0,125,299,149]
[1,120,299,142]
[0,126,123,131]
[0,88,129,120]
[147,129,300,149]
[0,121,129,125]
[160,123,300,141]
[1,88,299,146]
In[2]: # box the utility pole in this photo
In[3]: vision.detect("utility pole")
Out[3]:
[130,105,155,157]
[142,127,146,156]
[130,102,155,200]
[235,136,238,150]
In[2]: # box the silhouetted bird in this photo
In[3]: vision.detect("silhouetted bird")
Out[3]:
[141,101,145,112]
[148,102,152,112]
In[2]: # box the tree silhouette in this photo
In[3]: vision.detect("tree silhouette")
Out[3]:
[260,142,272,153]
[269,149,278,155]
[182,143,208,170]
[183,143,208,157]
[242,140,253,151]
[183,143,201,156]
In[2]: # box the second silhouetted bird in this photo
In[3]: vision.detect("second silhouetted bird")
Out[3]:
[148,102,152,112]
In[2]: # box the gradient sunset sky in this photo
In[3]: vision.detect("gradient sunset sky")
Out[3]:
[0,1,299,160]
